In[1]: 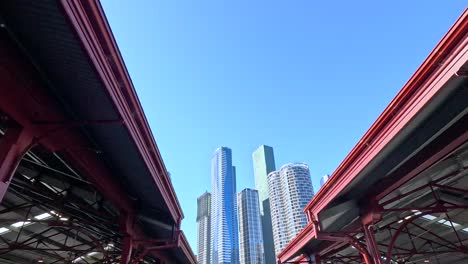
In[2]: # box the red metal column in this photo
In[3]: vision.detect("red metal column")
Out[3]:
[0,125,33,202]
[119,213,135,264]
[120,235,133,264]
[363,224,382,264]
[361,202,383,264]
[313,254,321,264]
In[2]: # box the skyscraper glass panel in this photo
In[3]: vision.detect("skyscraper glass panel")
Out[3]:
[197,192,211,264]
[211,147,239,264]
[252,145,276,264]
[238,188,265,264]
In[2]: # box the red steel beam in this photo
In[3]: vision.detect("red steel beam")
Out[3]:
[0,33,186,262]
[0,12,139,235]
[305,8,468,217]
[279,9,468,264]
[59,0,184,225]
[0,125,33,202]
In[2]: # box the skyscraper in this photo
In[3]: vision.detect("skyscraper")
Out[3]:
[268,163,314,256]
[238,188,265,264]
[252,145,276,264]
[211,147,239,264]
[320,174,330,187]
[197,192,211,264]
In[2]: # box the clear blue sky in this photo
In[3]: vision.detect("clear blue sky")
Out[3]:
[101,0,466,252]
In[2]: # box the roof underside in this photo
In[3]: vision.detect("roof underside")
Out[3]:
[0,0,194,263]
[0,0,173,227]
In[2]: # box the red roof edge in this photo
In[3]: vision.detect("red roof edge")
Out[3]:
[179,231,197,264]
[278,223,317,263]
[304,8,468,216]
[59,0,184,223]
[278,8,467,264]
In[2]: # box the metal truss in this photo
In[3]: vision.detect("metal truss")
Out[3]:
[0,122,176,263]
[315,169,468,264]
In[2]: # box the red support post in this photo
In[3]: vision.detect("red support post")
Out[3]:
[119,213,135,264]
[363,224,382,264]
[361,201,383,264]
[313,254,321,264]
[120,235,133,264]
[0,125,33,202]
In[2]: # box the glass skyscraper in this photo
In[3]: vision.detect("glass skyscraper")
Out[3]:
[320,174,330,187]
[238,188,265,264]
[252,145,276,264]
[197,192,211,264]
[211,147,239,264]
[268,163,314,256]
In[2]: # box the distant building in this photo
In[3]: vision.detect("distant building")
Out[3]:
[197,192,211,264]
[238,188,265,264]
[211,147,239,264]
[320,174,330,187]
[252,145,276,264]
[268,163,314,256]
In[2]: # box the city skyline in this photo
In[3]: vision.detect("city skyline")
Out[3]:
[100,0,467,254]
[199,145,315,263]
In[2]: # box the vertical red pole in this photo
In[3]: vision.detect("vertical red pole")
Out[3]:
[119,213,135,264]
[360,200,383,264]
[120,235,133,264]
[0,125,32,202]
[363,224,382,264]
[313,254,321,264]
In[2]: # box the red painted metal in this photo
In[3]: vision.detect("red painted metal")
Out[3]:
[278,9,468,264]
[384,208,467,264]
[0,125,33,202]
[377,129,468,201]
[279,220,373,264]
[0,33,135,215]
[362,224,382,264]
[304,8,468,217]
[131,231,180,264]
[120,236,133,264]
[0,1,197,262]
[314,254,320,264]
[278,222,317,263]
[59,0,184,226]
[119,213,135,264]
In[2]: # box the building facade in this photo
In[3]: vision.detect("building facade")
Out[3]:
[252,145,276,264]
[320,174,330,187]
[211,147,239,264]
[268,163,314,256]
[197,192,211,264]
[238,189,265,264]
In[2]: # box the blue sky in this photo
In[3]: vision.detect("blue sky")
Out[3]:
[101,0,466,252]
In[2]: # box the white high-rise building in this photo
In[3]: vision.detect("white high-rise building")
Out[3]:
[197,192,211,264]
[268,163,314,256]
[238,188,265,264]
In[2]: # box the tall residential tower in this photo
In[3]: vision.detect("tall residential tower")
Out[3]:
[211,147,239,264]
[252,145,276,263]
[238,188,265,264]
[197,192,211,264]
[268,163,314,256]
